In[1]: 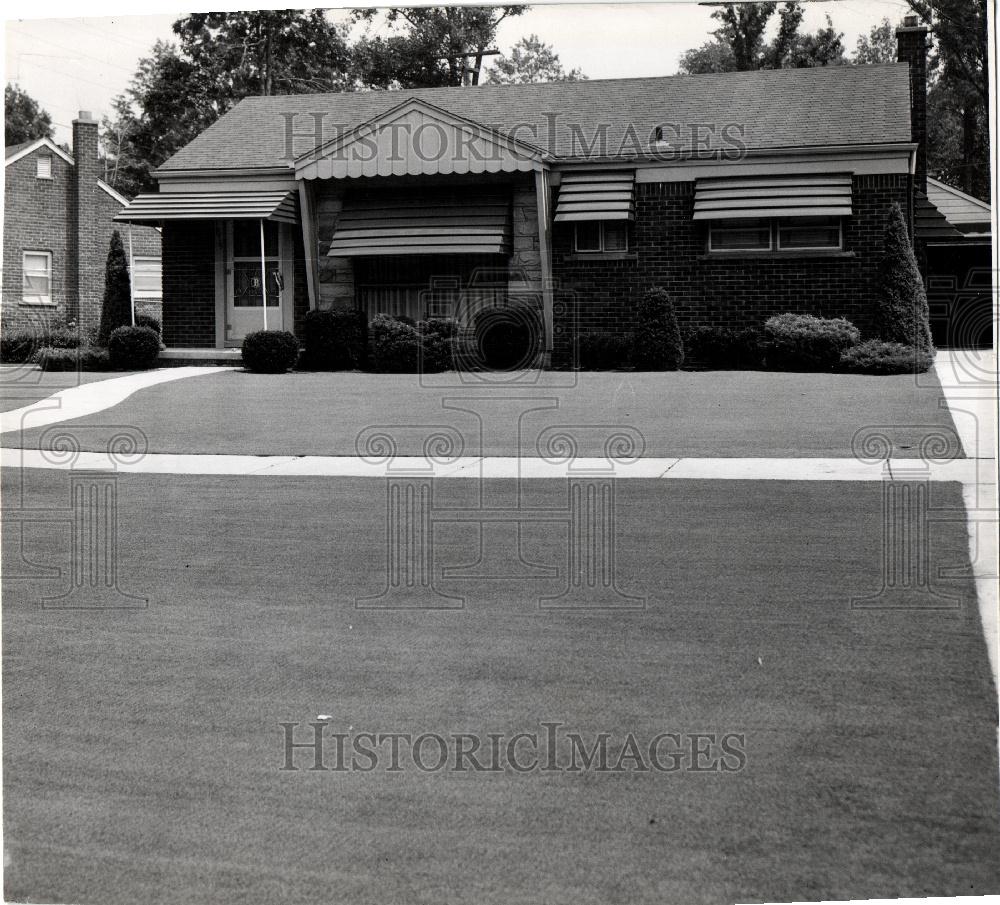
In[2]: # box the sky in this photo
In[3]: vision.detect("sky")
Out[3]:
[4,0,915,146]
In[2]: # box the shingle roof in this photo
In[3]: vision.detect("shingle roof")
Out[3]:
[159,63,913,173]
[4,140,33,159]
[926,177,991,233]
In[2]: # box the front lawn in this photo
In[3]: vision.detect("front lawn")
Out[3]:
[9,367,962,459]
[0,366,133,414]
[3,472,997,904]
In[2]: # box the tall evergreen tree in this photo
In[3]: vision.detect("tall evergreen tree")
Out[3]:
[875,204,933,352]
[99,231,133,346]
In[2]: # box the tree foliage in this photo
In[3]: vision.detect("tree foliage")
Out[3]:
[98,231,133,347]
[486,34,586,84]
[5,83,54,145]
[852,18,897,65]
[679,2,844,74]
[351,7,525,88]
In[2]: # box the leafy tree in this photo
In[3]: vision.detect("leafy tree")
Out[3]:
[852,18,897,65]
[351,6,526,88]
[5,83,54,145]
[679,2,843,74]
[99,231,133,347]
[875,204,933,352]
[486,34,585,84]
[102,12,353,197]
[906,0,989,198]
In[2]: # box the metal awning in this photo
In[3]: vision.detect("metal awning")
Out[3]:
[914,192,963,241]
[114,190,298,224]
[554,171,635,222]
[693,174,853,220]
[327,190,511,257]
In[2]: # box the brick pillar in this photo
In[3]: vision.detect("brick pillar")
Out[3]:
[897,16,929,194]
[71,111,102,330]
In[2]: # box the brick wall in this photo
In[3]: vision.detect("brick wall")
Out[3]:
[1,149,74,332]
[161,222,216,347]
[1,134,162,336]
[551,175,912,363]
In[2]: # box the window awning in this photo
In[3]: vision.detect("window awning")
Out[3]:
[554,171,635,222]
[327,190,511,257]
[693,174,853,221]
[914,192,963,241]
[114,190,298,224]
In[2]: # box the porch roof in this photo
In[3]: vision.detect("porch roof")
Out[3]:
[114,190,298,224]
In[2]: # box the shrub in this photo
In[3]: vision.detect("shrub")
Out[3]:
[839,340,934,375]
[577,332,634,370]
[471,307,541,370]
[369,314,421,372]
[631,287,683,370]
[34,346,111,372]
[300,308,367,370]
[419,318,459,341]
[1,325,82,363]
[241,330,300,373]
[108,325,162,370]
[764,314,860,371]
[135,314,161,335]
[98,230,133,346]
[875,203,933,353]
[685,326,763,370]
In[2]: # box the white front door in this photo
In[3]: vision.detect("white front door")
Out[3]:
[225,220,284,346]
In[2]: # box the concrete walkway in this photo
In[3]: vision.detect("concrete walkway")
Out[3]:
[0,366,233,436]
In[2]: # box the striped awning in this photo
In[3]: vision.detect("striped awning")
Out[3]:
[914,192,962,241]
[327,190,511,257]
[554,171,635,222]
[693,174,853,221]
[114,190,298,224]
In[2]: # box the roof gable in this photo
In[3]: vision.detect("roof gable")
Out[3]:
[296,97,545,180]
[158,64,913,174]
[5,136,74,167]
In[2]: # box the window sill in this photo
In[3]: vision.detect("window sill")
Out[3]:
[19,299,56,307]
[564,252,638,262]
[700,250,856,261]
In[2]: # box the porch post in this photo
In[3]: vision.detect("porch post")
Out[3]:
[259,218,268,331]
[127,226,136,325]
[297,181,319,311]
[534,167,554,355]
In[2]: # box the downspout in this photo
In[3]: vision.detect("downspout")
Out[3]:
[534,166,554,363]
[260,219,269,331]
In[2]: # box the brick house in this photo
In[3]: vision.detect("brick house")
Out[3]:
[2,112,162,335]
[117,18,972,364]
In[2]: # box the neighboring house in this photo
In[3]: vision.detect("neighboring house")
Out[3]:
[117,17,986,363]
[916,177,992,348]
[2,112,162,334]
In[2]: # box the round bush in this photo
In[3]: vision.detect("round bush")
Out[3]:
[839,340,934,375]
[301,308,367,370]
[135,314,161,335]
[470,307,541,371]
[108,325,161,370]
[764,314,860,371]
[369,315,421,373]
[241,330,300,373]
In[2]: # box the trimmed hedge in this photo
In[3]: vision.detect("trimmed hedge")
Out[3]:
[876,203,934,352]
[685,326,763,370]
[241,330,300,373]
[109,325,162,370]
[471,307,541,370]
[0,326,82,363]
[764,314,860,371]
[135,314,161,335]
[34,346,111,372]
[839,340,934,375]
[368,315,458,373]
[577,332,634,370]
[300,308,367,370]
[631,287,683,370]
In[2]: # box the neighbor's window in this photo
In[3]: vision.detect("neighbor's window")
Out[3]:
[708,218,771,252]
[36,155,52,179]
[132,256,162,298]
[22,251,53,305]
[777,216,842,250]
[574,221,629,253]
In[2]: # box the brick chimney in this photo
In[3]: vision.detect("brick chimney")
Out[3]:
[71,110,102,329]
[896,16,929,194]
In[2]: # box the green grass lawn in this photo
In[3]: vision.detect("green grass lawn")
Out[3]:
[3,471,997,904]
[9,367,961,458]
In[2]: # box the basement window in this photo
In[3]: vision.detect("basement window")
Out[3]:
[22,251,53,305]
[574,222,629,253]
[36,155,52,179]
